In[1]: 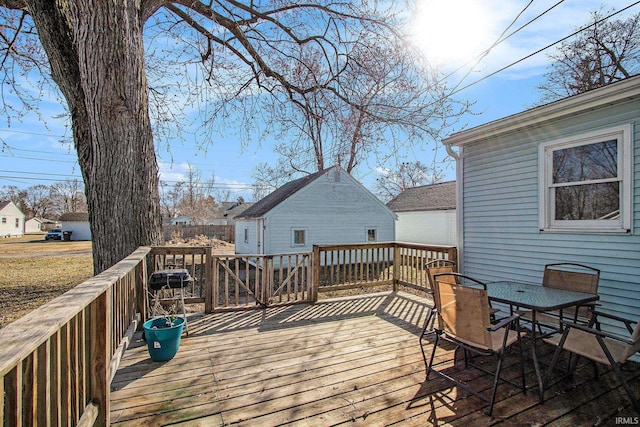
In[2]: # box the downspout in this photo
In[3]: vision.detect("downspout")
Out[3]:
[444,143,464,273]
[445,143,459,161]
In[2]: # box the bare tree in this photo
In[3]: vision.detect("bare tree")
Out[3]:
[173,165,218,225]
[0,1,412,274]
[375,161,442,202]
[0,185,27,212]
[23,184,54,218]
[538,9,640,103]
[257,31,469,181]
[50,179,87,216]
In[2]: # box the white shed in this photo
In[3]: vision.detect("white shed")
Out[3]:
[0,201,25,237]
[234,166,396,255]
[59,212,92,241]
[387,181,456,246]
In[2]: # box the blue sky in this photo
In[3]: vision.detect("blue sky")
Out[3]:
[1,0,638,201]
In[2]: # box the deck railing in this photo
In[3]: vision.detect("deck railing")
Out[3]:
[0,241,455,426]
[213,253,313,309]
[313,242,457,297]
[0,246,149,427]
[394,242,458,293]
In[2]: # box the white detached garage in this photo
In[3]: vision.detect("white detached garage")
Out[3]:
[234,166,396,255]
[59,212,92,241]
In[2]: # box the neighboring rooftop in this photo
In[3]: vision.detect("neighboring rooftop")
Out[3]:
[235,166,337,219]
[386,181,456,212]
[59,212,89,222]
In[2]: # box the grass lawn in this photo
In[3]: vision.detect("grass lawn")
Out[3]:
[0,234,236,329]
[0,235,93,328]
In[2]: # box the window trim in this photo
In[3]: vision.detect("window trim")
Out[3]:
[292,228,307,246]
[366,227,378,242]
[538,124,632,233]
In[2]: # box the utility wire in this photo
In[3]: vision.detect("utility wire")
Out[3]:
[449,1,640,97]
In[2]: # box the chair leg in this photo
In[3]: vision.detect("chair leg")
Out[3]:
[518,328,526,394]
[597,335,640,412]
[542,329,569,403]
[486,352,505,416]
[421,307,435,337]
[423,333,440,380]
[611,362,640,412]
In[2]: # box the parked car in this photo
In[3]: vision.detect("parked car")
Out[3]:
[45,228,63,240]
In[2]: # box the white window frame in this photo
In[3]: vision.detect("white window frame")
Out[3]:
[243,227,249,244]
[366,227,377,242]
[538,124,632,233]
[292,229,306,246]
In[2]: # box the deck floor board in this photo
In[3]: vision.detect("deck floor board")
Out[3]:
[110,292,640,426]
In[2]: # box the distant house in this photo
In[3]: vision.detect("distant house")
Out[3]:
[25,217,44,233]
[387,181,456,246]
[0,201,25,237]
[168,201,255,226]
[442,75,640,332]
[217,201,254,225]
[169,215,193,226]
[234,166,396,255]
[59,212,91,240]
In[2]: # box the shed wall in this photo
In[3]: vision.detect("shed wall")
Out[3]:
[395,210,456,245]
[263,172,396,254]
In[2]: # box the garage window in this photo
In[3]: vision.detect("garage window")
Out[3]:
[292,229,306,246]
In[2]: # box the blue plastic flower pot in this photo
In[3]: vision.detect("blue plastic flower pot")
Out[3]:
[143,317,185,362]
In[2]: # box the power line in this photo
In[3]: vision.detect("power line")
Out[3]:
[0,128,68,138]
[0,153,79,164]
[449,1,640,97]
[0,169,81,178]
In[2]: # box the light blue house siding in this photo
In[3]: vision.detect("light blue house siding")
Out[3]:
[444,76,640,327]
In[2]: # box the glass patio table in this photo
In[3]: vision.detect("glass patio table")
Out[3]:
[485,281,599,401]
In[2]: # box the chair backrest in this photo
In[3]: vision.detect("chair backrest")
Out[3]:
[543,263,600,318]
[434,277,492,349]
[542,263,600,294]
[426,259,456,290]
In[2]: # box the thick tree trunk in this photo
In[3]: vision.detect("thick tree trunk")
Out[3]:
[28,0,162,274]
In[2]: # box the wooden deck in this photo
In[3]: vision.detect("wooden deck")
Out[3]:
[110,292,640,426]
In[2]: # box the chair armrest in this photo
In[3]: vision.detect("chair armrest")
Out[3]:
[489,313,521,332]
[591,310,637,334]
[560,320,635,346]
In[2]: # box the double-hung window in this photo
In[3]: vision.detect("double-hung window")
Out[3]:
[539,124,632,232]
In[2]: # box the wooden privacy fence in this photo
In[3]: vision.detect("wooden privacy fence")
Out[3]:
[163,224,234,243]
[0,247,149,427]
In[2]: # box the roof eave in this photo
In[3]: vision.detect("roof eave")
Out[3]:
[443,76,640,147]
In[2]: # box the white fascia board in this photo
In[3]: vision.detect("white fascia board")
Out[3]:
[443,76,640,147]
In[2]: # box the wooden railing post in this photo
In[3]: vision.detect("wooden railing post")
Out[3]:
[393,243,400,292]
[136,255,148,323]
[205,246,214,313]
[312,245,320,302]
[88,292,111,426]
